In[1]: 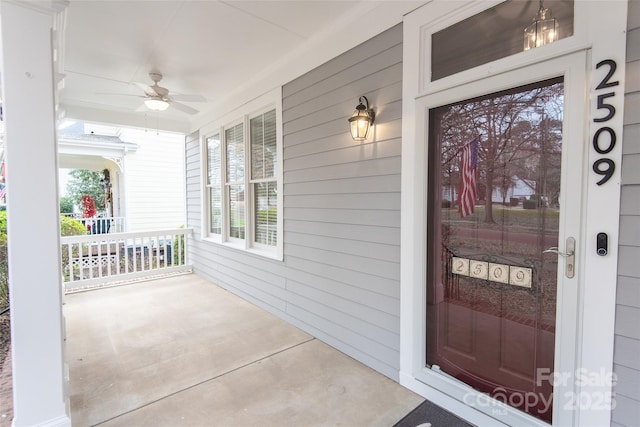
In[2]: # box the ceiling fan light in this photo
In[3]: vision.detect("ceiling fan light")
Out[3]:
[144,98,169,111]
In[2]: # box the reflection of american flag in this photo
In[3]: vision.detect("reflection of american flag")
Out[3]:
[458,137,479,218]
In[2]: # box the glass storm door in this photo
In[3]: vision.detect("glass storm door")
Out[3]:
[425,75,575,423]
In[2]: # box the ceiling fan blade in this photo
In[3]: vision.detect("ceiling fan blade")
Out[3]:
[170,101,199,115]
[132,81,158,97]
[169,94,207,102]
[96,92,145,98]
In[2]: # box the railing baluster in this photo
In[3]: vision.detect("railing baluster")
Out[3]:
[116,239,121,276]
[133,236,139,273]
[60,228,193,290]
[164,234,175,268]
[67,243,73,283]
[154,235,159,270]
[97,240,102,278]
[142,236,147,272]
[79,242,84,281]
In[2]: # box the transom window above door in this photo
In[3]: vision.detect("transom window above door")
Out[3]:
[431,0,574,80]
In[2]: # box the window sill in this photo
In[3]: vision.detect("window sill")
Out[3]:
[201,236,282,261]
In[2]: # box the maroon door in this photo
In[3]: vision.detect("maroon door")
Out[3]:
[426,77,564,423]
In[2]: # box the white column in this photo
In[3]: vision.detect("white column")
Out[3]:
[0,1,70,426]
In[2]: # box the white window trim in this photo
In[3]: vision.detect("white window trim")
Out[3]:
[199,87,283,260]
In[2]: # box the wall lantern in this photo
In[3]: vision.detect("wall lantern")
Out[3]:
[144,98,170,112]
[348,96,375,141]
[523,0,558,51]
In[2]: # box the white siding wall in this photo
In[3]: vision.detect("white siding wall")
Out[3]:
[121,129,186,232]
[612,2,640,426]
[186,24,403,380]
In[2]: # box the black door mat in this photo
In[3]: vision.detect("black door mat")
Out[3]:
[393,400,475,427]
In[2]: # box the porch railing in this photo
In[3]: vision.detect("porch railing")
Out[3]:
[61,214,126,234]
[60,228,193,291]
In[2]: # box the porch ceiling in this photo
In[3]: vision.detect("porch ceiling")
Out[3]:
[58,1,421,133]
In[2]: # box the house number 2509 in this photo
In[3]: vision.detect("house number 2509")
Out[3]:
[592,59,619,186]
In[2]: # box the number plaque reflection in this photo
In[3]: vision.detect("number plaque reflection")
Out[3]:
[450,257,533,288]
[509,267,532,288]
[452,257,470,276]
[469,260,489,280]
[489,263,510,284]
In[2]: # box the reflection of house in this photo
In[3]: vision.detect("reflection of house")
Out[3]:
[491,177,536,203]
[58,123,186,232]
[442,176,536,205]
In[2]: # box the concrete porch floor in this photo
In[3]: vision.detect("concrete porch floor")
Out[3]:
[65,274,425,426]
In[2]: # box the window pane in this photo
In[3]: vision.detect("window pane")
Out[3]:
[251,109,277,180]
[209,187,222,234]
[207,134,221,184]
[254,181,277,246]
[432,0,574,81]
[229,184,245,240]
[226,123,244,183]
[207,134,222,235]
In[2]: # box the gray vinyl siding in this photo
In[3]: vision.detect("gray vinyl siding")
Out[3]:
[185,24,403,380]
[612,1,640,425]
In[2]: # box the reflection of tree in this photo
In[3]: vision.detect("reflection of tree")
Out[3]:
[436,78,563,222]
[66,169,106,212]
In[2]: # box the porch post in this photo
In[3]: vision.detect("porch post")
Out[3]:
[0,1,71,426]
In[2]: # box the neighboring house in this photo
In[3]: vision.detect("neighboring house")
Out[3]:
[2,2,639,427]
[114,127,186,232]
[443,177,537,205]
[490,177,537,203]
[58,122,186,232]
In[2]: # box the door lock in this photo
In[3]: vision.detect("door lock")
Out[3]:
[544,237,575,278]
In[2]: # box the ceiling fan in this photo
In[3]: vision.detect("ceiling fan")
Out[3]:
[130,71,206,115]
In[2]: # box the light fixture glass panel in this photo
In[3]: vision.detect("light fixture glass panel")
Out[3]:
[524,9,558,50]
[350,115,371,141]
[144,99,169,111]
[349,110,371,141]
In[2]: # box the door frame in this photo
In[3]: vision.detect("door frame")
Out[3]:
[400,2,628,426]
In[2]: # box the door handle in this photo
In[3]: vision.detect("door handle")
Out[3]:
[543,237,575,278]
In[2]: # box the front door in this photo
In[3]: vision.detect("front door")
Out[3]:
[422,53,586,424]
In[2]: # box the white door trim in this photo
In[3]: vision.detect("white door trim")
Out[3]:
[400,2,628,426]
[415,51,587,427]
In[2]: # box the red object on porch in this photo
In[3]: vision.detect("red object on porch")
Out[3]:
[81,195,96,219]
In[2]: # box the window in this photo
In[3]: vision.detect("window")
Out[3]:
[226,123,245,240]
[250,110,277,246]
[206,133,222,234]
[202,92,282,258]
[431,0,574,80]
